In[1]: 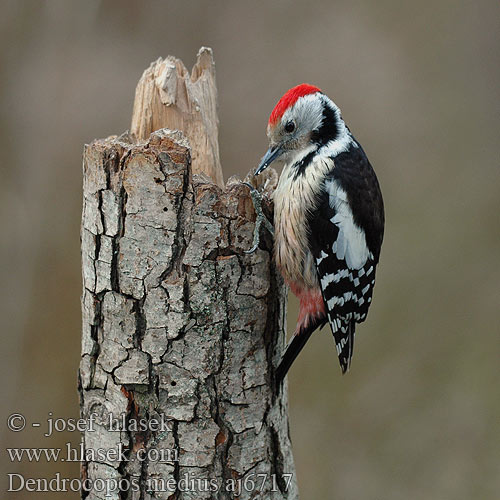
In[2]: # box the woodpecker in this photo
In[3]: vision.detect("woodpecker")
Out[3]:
[251,84,384,385]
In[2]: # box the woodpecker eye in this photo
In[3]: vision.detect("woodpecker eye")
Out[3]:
[284,121,295,133]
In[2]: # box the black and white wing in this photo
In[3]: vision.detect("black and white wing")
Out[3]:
[308,145,384,373]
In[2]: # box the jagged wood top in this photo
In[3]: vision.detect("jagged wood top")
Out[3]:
[130,47,223,187]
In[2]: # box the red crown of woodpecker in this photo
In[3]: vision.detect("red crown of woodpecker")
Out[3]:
[268,84,322,126]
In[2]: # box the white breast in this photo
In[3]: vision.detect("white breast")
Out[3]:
[273,153,332,287]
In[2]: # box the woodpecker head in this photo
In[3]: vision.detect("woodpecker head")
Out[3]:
[256,84,350,175]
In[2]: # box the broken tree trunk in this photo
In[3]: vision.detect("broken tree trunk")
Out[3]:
[79,48,298,500]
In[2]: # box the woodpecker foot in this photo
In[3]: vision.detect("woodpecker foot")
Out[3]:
[243,182,274,254]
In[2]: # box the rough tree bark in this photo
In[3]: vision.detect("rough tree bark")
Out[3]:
[79,48,298,500]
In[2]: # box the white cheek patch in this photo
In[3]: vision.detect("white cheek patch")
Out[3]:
[283,143,316,172]
[326,179,372,270]
[282,94,324,134]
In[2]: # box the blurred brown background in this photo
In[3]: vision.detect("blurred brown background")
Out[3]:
[1,1,499,498]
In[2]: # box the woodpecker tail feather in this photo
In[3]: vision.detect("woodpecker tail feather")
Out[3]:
[275,315,327,389]
[330,317,356,374]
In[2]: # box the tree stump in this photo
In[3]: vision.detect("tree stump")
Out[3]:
[79,48,298,499]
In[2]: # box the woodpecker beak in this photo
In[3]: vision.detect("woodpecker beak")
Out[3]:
[255,146,282,175]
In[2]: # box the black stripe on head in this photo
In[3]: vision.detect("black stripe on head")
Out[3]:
[311,101,338,146]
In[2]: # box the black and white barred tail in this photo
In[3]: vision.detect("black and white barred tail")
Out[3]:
[328,315,355,374]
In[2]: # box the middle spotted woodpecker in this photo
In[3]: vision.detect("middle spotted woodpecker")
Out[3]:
[251,84,385,385]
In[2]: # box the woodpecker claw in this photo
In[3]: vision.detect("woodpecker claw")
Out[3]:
[243,182,274,254]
